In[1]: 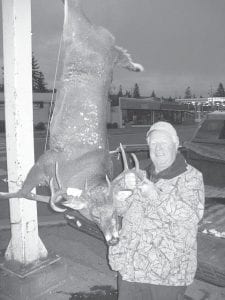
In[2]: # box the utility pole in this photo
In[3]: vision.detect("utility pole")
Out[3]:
[2,0,47,267]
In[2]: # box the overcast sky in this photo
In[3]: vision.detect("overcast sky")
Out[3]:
[1,0,225,98]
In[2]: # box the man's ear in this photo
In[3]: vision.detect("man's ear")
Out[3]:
[115,190,133,201]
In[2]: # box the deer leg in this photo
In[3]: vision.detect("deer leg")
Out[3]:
[0,160,51,202]
[114,46,144,72]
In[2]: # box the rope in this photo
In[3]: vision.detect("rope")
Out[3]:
[44,33,63,152]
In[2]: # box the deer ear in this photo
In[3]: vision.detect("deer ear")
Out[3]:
[115,190,133,201]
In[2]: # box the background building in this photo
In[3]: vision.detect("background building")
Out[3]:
[0,93,201,132]
[175,97,225,122]
[0,92,55,132]
[109,97,195,128]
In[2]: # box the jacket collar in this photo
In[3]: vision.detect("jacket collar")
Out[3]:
[146,153,187,183]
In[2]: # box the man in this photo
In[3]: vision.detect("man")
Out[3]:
[109,121,205,300]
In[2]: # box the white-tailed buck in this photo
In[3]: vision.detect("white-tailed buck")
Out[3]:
[0,0,144,245]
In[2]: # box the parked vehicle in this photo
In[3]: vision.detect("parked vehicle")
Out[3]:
[181,112,225,198]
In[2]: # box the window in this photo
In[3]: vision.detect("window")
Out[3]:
[195,119,225,141]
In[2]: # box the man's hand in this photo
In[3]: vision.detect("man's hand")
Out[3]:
[138,178,158,199]
[124,173,136,189]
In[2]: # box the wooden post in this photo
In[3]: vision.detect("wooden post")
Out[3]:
[2,0,47,265]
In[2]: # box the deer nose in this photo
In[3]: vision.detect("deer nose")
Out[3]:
[107,237,119,246]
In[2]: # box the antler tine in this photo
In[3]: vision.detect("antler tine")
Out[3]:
[55,161,62,189]
[84,179,88,194]
[49,177,66,212]
[120,143,129,171]
[105,174,111,189]
[131,153,140,172]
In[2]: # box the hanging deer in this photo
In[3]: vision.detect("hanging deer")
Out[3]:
[0,0,144,245]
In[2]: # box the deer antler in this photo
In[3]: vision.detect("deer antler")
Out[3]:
[120,143,129,170]
[49,162,67,212]
[106,174,111,189]
[131,153,139,172]
[120,143,140,172]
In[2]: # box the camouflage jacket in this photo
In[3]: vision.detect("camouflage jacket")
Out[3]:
[108,156,205,286]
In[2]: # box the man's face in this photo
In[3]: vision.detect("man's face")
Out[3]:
[148,130,177,173]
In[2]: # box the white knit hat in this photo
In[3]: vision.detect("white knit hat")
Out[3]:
[146,121,179,145]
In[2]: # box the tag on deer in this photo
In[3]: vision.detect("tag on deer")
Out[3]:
[62,188,87,210]
[67,187,83,197]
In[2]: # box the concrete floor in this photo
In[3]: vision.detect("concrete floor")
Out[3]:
[1,223,225,299]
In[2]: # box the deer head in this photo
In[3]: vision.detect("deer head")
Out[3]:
[50,144,145,245]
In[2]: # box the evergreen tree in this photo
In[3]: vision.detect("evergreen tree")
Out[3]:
[32,53,48,92]
[0,55,48,92]
[168,96,174,102]
[117,85,123,98]
[36,71,47,92]
[133,83,140,98]
[214,83,225,97]
[184,86,192,99]
[108,90,119,106]
[151,90,156,98]
[125,90,132,98]
[32,54,40,91]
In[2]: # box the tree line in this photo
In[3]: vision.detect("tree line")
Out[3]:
[2,54,224,100]
[110,82,225,106]
[184,83,225,99]
[109,83,157,106]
